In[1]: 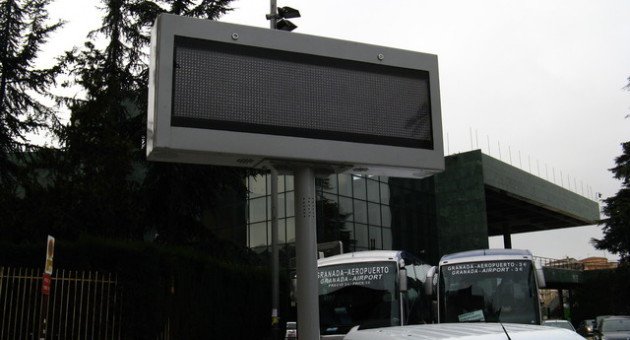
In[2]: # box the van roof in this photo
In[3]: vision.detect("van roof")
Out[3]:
[440,249,533,265]
[318,250,403,267]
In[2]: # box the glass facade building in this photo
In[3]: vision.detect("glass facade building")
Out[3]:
[244,150,599,267]
[246,173,436,262]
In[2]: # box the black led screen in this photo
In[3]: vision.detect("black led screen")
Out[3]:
[171,36,433,149]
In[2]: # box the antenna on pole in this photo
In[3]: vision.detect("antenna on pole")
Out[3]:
[267,1,300,31]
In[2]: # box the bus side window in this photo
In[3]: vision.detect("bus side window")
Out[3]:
[404,263,430,325]
[402,254,433,325]
[403,264,417,325]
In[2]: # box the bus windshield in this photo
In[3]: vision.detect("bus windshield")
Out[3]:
[439,260,540,325]
[318,261,399,335]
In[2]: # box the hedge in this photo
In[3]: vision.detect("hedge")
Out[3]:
[572,265,630,323]
[0,237,278,339]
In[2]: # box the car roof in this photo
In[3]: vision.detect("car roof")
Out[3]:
[343,323,584,340]
[318,250,403,267]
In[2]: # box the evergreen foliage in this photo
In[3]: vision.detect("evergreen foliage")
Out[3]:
[574,267,630,321]
[594,140,630,264]
[0,2,284,337]
[594,78,630,264]
[0,0,259,256]
[0,237,274,338]
[34,0,246,243]
[0,0,61,187]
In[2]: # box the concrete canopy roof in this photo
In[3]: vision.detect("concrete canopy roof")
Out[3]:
[480,152,600,236]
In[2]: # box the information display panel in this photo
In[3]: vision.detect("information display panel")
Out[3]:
[148,14,444,178]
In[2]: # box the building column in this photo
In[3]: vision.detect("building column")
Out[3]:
[568,289,574,321]
[502,223,512,249]
[557,289,564,319]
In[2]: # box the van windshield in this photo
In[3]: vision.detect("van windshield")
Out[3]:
[602,318,630,332]
[318,261,399,335]
[439,260,540,325]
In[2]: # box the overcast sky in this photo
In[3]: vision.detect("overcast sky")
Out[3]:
[42,0,630,260]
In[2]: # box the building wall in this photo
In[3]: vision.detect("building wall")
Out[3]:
[580,257,618,270]
[482,153,599,223]
[246,174,396,251]
[389,177,437,263]
[245,173,437,264]
[243,150,598,268]
[245,153,492,265]
[432,150,489,260]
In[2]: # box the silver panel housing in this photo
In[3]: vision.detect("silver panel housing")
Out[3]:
[147,14,444,178]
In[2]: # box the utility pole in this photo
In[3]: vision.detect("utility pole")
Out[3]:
[269,4,279,339]
[268,4,280,338]
[270,167,280,339]
[267,3,307,339]
[269,0,280,334]
[269,0,278,30]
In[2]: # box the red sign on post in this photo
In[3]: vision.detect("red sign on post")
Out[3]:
[42,235,55,295]
[45,235,55,274]
[40,236,55,340]
[42,273,51,295]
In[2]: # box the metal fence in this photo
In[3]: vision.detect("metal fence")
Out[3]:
[0,267,122,340]
[534,256,585,270]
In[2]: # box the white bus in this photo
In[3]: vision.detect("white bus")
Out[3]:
[317,250,433,339]
[425,249,546,325]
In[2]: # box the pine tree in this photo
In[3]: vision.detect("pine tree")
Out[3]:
[54,0,241,241]
[0,0,61,188]
[594,140,630,264]
[593,78,630,263]
[0,0,63,242]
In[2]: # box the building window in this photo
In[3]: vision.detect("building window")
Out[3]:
[248,197,266,223]
[353,199,368,224]
[249,221,267,249]
[352,175,366,200]
[367,178,380,203]
[245,173,429,256]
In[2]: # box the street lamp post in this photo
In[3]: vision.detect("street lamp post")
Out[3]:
[268,4,279,338]
[266,3,314,339]
[269,0,278,29]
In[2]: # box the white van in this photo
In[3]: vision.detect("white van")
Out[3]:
[343,323,586,340]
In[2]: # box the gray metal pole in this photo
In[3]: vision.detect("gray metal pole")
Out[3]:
[270,167,280,338]
[294,166,320,339]
[269,3,279,338]
[269,0,277,29]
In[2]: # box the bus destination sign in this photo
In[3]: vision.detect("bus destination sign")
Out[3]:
[318,263,397,291]
[445,261,531,276]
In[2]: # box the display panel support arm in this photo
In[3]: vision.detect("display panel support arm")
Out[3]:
[294,166,320,339]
